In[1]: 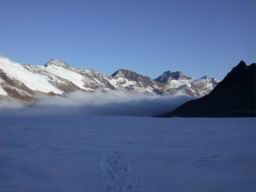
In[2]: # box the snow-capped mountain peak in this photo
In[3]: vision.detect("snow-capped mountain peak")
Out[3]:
[112,69,151,82]
[0,56,63,99]
[155,71,192,83]
[44,59,70,68]
[0,56,219,101]
[112,69,136,78]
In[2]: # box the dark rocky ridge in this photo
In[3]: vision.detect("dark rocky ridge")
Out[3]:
[112,69,153,85]
[166,61,256,117]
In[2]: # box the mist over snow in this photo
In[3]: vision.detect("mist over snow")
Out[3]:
[0,90,193,116]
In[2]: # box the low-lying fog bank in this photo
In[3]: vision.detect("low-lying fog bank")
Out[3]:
[0,91,193,116]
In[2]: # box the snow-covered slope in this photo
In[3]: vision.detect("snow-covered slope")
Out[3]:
[0,56,218,101]
[155,70,218,96]
[0,57,63,94]
[44,60,94,91]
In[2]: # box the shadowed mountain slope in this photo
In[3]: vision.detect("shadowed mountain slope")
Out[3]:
[166,61,256,117]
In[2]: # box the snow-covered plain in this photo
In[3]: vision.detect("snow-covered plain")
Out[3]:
[0,116,255,192]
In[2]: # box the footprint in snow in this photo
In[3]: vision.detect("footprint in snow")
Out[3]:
[100,151,140,192]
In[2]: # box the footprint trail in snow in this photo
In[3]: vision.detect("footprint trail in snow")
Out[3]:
[100,151,140,192]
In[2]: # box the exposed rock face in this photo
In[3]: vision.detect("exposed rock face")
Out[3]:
[155,71,192,82]
[111,69,163,94]
[166,61,256,117]
[0,56,219,101]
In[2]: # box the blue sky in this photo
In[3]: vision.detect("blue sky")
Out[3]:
[0,0,255,79]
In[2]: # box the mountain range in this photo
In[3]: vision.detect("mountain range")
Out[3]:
[167,61,256,117]
[0,56,218,102]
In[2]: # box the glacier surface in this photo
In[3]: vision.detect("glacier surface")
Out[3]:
[0,116,255,192]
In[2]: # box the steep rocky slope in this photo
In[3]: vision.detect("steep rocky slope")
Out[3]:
[166,61,256,117]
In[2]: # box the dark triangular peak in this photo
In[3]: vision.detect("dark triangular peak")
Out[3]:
[44,59,70,68]
[111,68,152,83]
[155,70,192,83]
[111,68,132,77]
[166,60,256,117]
[234,60,247,69]
[223,60,247,80]
[213,60,255,93]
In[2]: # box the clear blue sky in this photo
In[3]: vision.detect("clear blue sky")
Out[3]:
[0,0,255,79]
